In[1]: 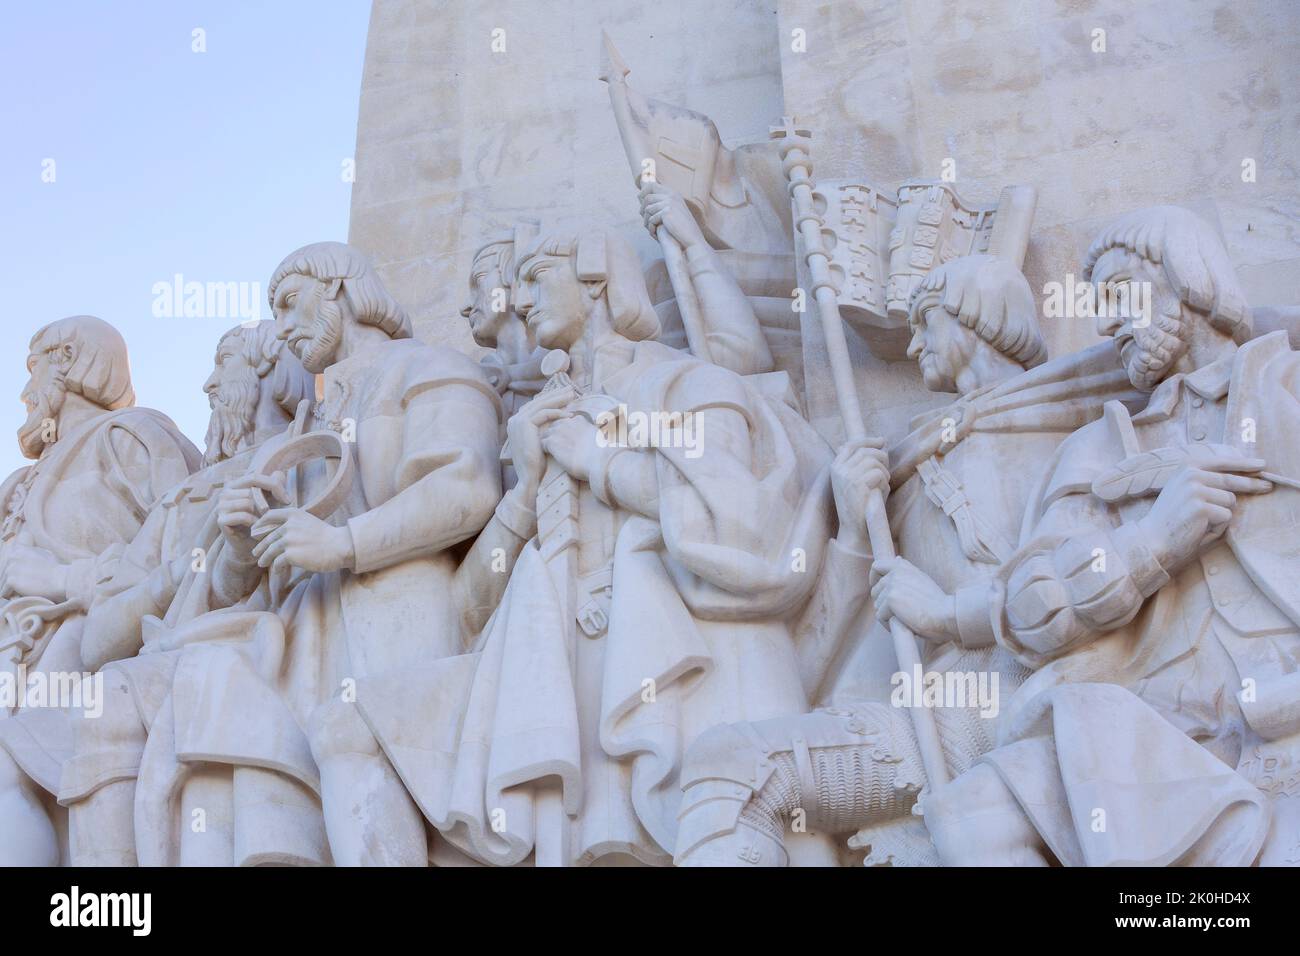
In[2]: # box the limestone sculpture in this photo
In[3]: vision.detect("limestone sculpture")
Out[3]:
[77,244,505,866]
[355,224,838,867]
[674,251,1144,866]
[59,322,312,865]
[924,206,1299,868]
[0,316,200,865]
[462,225,547,420]
[11,27,1300,871]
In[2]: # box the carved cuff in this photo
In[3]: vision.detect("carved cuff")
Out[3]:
[1112,522,1171,599]
[494,491,537,541]
[346,514,389,575]
[64,556,99,611]
[953,581,996,648]
[589,445,632,508]
[684,238,717,275]
[211,549,260,608]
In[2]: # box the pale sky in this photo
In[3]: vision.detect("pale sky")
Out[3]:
[0,0,373,477]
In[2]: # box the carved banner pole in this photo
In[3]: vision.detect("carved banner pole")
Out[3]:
[770,117,950,790]
[599,31,713,364]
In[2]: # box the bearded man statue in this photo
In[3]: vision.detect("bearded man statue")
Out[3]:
[117,243,502,867]
[0,315,199,865]
[924,206,1297,867]
[57,322,312,865]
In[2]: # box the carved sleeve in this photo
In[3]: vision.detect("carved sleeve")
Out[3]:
[993,491,1170,666]
[684,242,774,377]
[451,496,533,650]
[347,381,502,574]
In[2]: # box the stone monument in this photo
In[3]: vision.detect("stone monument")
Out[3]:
[10,1,1300,868]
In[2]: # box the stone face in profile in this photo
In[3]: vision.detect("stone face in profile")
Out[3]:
[357,225,837,866]
[926,206,1294,867]
[674,247,1144,865]
[60,322,312,867]
[0,315,200,866]
[462,225,547,420]
[153,241,504,867]
[11,8,1298,869]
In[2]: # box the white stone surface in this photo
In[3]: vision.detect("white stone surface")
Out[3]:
[10,1,1300,867]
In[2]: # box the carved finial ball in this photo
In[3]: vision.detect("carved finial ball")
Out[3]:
[540,349,570,378]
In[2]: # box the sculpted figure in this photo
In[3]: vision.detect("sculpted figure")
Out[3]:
[673,253,1144,866]
[924,206,1295,866]
[0,315,199,865]
[58,322,312,865]
[109,243,501,866]
[637,182,776,376]
[462,227,547,419]
[362,225,836,866]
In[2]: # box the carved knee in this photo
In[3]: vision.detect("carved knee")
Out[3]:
[58,668,146,806]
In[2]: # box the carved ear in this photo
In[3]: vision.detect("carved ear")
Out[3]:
[586,279,608,300]
[323,277,343,300]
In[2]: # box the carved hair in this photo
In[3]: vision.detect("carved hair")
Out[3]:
[216,321,314,413]
[1082,206,1251,343]
[908,255,1047,369]
[29,315,135,410]
[267,241,411,340]
[470,237,516,285]
[516,228,659,341]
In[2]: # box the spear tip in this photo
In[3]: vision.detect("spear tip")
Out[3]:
[598,30,630,85]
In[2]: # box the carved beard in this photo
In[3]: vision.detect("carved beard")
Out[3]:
[203,361,261,466]
[1123,304,1188,392]
[18,382,65,460]
[297,297,343,374]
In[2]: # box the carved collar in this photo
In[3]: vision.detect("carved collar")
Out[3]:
[1137,350,1235,421]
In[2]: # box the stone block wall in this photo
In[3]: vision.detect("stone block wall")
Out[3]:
[351,0,1299,442]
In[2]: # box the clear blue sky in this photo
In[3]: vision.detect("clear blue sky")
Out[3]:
[0,0,372,477]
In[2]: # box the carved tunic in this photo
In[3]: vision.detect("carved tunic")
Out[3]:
[983,332,1300,865]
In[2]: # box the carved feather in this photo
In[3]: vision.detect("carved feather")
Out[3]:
[1091,444,1238,503]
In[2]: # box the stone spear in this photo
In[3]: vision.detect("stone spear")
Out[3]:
[598,31,713,364]
[770,116,950,790]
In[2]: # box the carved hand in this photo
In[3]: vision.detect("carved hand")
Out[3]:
[250,508,355,574]
[216,473,290,563]
[1136,452,1271,572]
[541,414,600,484]
[830,437,890,552]
[507,389,574,502]
[870,556,958,644]
[0,544,69,603]
[638,181,706,250]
